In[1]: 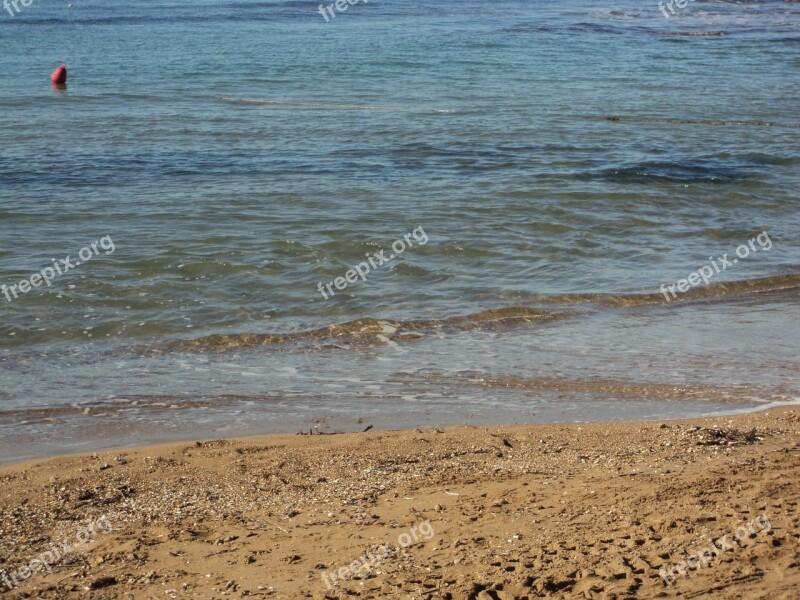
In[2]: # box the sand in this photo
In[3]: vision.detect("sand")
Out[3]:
[0,408,798,599]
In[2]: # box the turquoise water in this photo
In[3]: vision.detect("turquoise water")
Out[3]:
[1,0,799,463]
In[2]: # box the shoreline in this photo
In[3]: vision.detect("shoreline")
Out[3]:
[0,398,783,469]
[1,407,798,598]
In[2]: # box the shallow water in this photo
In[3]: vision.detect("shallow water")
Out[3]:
[1,0,799,464]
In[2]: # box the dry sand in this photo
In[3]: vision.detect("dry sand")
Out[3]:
[1,408,798,599]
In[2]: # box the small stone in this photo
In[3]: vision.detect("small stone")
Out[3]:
[89,576,117,589]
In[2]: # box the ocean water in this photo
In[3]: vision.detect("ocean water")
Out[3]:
[1,0,799,464]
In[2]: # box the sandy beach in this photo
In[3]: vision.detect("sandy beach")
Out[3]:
[0,408,798,599]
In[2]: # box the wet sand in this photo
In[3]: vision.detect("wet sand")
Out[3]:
[0,408,798,599]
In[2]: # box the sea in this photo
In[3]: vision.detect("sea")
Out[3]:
[1,0,798,464]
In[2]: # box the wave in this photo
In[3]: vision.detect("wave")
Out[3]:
[152,307,568,353]
[0,375,782,424]
[606,116,800,129]
[219,97,403,111]
[554,273,800,308]
[146,273,800,353]
[403,372,788,405]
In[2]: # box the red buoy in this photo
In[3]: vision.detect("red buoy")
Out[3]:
[50,64,67,85]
